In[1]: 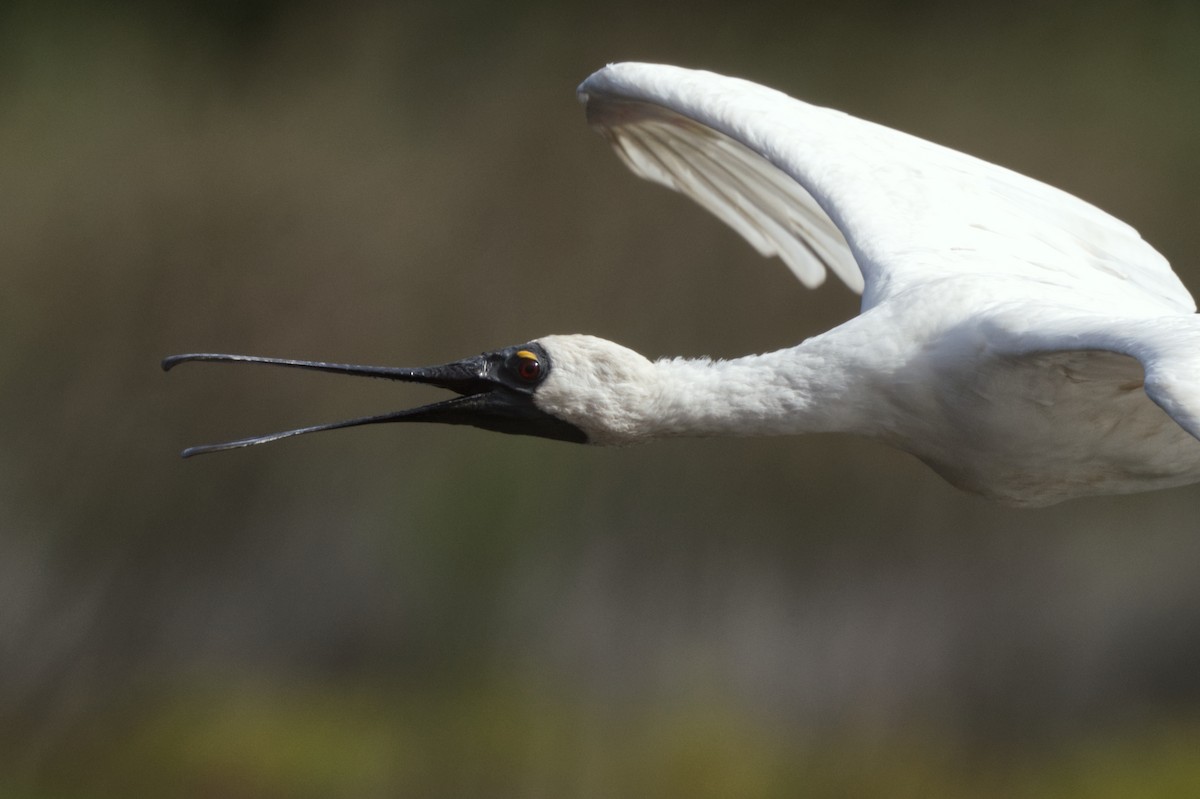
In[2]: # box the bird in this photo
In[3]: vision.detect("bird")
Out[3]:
[164,62,1200,507]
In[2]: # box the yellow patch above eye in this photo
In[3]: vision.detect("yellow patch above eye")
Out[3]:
[516,350,538,361]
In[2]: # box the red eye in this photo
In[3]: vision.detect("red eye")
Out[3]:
[517,357,541,381]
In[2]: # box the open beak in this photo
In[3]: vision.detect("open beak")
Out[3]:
[162,347,586,457]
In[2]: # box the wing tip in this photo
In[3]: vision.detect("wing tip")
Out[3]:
[579,62,868,297]
[578,62,695,105]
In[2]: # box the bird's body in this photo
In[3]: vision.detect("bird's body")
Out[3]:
[536,300,1200,507]
[167,63,1200,507]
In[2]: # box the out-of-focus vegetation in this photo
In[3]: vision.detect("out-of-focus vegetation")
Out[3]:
[3,1,1200,796]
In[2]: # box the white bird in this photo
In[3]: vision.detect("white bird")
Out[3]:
[165,63,1200,507]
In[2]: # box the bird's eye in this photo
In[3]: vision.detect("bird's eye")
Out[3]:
[513,350,542,382]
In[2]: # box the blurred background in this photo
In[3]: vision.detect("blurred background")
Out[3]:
[4,1,1200,796]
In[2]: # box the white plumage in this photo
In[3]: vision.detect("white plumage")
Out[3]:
[546,63,1200,506]
[169,63,1200,507]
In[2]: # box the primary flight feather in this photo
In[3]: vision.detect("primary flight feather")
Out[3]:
[165,63,1200,507]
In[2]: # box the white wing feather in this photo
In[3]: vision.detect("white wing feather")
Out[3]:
[597,100,863,291]
[579,63,1194,316]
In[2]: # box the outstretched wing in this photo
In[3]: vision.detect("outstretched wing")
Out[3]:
[579,63,1194,315]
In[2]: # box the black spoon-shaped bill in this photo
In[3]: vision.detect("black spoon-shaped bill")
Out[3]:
[162,345,587,456]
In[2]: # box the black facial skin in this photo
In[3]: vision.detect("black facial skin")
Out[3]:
[162,341,588,457]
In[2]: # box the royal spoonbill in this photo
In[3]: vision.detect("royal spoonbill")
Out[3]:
[165,63,1200,507]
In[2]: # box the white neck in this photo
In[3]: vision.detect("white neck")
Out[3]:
[535,332,876,446]
[646,342,868,439]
